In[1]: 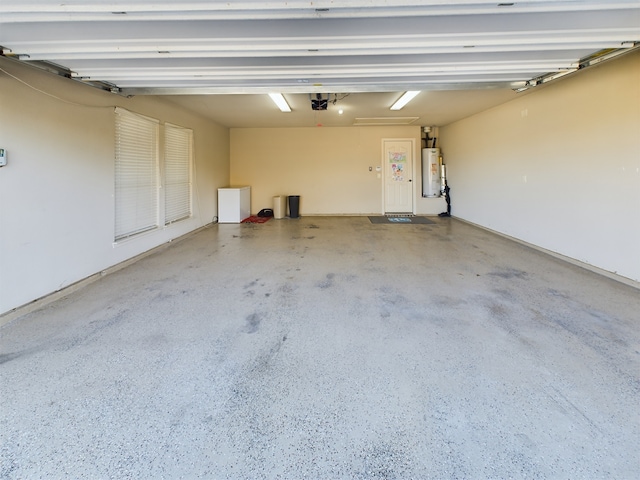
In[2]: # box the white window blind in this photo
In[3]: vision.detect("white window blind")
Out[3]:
[164,124,193,224]
[114,107,159,240]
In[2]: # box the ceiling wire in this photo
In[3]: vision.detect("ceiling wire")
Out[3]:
[0,66,114,109]
[332,93,350,105]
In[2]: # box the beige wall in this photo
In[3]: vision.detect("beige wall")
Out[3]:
[230,126,445,215]
[0,57,230,315]
[439,50,640,282]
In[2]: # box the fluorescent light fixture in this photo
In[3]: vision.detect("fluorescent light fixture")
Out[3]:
[390,91,420,110]
[268,93,291,112]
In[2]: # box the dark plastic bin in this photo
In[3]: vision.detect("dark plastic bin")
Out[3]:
[288,195,300,218]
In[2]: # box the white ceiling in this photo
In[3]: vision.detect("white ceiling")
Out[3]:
[1,1,639,128]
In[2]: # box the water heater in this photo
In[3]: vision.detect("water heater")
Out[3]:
[422,148,441,197]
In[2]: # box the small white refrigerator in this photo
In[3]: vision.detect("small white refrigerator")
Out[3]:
[218,186,251,223]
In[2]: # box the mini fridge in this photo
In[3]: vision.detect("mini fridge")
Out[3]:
[218,186,251,223]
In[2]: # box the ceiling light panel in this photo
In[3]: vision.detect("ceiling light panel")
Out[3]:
[268,93,291,112]
[390,91,421,110]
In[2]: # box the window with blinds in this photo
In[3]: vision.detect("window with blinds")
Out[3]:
[164,124,193,225]
[114,107,159,240]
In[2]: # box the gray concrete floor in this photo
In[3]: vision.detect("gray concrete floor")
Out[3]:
[1,216,639,479]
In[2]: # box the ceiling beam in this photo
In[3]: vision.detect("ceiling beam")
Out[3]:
[119,81,526,96]
[2,1,638,22]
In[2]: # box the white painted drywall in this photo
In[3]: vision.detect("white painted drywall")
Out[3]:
[439,50,640,282]
[0,58,230,315]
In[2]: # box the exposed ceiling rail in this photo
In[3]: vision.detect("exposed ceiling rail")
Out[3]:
[514,43,640,91]
[0,51,123,94]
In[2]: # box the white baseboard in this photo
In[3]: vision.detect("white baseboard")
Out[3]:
[1,224,212,327]
[454,216,639,290]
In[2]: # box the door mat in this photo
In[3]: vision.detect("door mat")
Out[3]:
[241,216,272,224]
[368,216,435,224]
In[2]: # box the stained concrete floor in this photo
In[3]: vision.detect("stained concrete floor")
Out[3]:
[1,216,639,479]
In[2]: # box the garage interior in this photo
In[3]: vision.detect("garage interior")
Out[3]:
[1,1,639,478]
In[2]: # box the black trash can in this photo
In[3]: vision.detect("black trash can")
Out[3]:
[288,195,300,218]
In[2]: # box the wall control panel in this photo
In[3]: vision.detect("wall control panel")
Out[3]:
[0,148,6,167]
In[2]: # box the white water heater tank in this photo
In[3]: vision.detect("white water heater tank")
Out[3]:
[422,148,441,197]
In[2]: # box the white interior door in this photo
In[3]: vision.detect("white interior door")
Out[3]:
[383,139,414,214]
